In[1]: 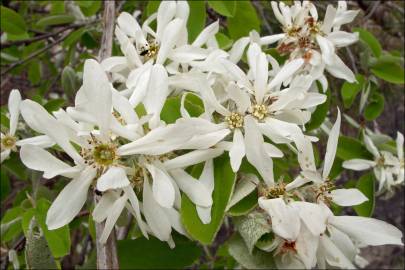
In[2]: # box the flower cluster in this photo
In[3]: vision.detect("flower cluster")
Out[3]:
[0,1,403,268]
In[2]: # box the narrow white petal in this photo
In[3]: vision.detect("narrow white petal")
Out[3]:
[226,174,258,210]
[268,58,304,89]
[319,235,356,269]
[123,186,148,238]
[163,148,224,170]
[327,31,358,47]
[342,159,376,170]
[244,116,274,185]
[8,89,21,135]
[258,197,300,241]
[192,21,219,47]
[156,18,183,64]
[100,194,127,244]
[146,164,175,208]
[227,83,251,113]
[397,132,404,159]
[170,169,212,207]
[142,179,172,241]
[329,216,403,246]
[326,54,356,83]
[46,168,96,229]
[253,52,268,104]
[316,35,335,65]
[117,12,141,37]
[331,188,368,206]
[92,192,118,222]
[20,145,74,179]
[364,134,380,158]
[323,109,341,179]
[291,201,327,236]
[97,167,130,192]
[1,150,11,163]
[16,135,54,148]
[229,129,245,172]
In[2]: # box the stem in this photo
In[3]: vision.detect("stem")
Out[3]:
[95,1,117,270]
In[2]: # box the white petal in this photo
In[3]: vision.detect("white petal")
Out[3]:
[1,150,11,163]
[117,12,141,37]
[323,108,341,179]
[326,54,356,83]
[156,1,177,38]
[92,192,118,222]
[142,179,172,241]
[364,134,380,158]
[219,58,252,90]
[319,235,356,269]
[327,31,358,47]
[316,35,335,65]
[291,201,327,236]
[163,148,224,170]
[264,143,283,158]
[170,169,212,207]
[227,83,251,113]
[229,129,245,172]
[228,37,250,63]
[268,58,304,89]
[123,186,148,238]
[295,224,319,269]
[285,175,311,191]
[244,116,274,185]
[342,159,376,170]
[100,194,127,244]
[156,18,183,64]
[8,89,21,135]
[259,34,285,45]
[396,132,404,159]
[329,216,403,246]
[192,21,219,47]
[321,6,337,34]
[16,135,54,148]
[46,167,96,229]
[258,197,300,240]
[96,166,130,192]
[164,207,187,236]
[330,188,368,206]
[146,164,175,208]
[253,52,268,104]
[20,145,75,179]
[226,174,258,211]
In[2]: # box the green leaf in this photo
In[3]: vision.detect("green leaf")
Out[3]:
[75,0,101,17]
[306,87,330,131]
[340,74,365,109]
[36,15,75,27]
[228,234,275,269]
[370,57,404,84]
[354,28,382,58]
[337,136,373,160]
[0,6,27,35]
[1,207,23,242]
[2,152,28,180]
[208,1,236,17]
[61,66,78,96]
[228,191,258,216]
[353,173,375,217]
[25,219,58,270]
[227,1,260,40]
[364,92,384,121]
[146,1,160,16]
[44,99,66,113]
[181,155,236,244]
[28,62,41,85]
[187,1,206,42]
[160,94,204,124]
[234,212,271,253]
[63,28,88,48]
[117,235,201,269]
[21,208,36,236]
[35,199,71,258]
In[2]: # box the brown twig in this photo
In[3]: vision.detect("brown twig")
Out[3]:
[94,1,118,270]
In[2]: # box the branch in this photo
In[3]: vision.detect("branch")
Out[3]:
[94,1,118,270]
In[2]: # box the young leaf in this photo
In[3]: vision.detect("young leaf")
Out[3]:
[228,234,275,269]
[208,1,237,17]
[371,57,405,84]
[353,173,375,217]
[228,192,258,216]
[181,155,236,244]
[0,6,27,35]
[233,212,271,253]
[337,136,373,160]
[117,235,201,269]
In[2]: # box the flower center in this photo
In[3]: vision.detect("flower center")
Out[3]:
[140,39,159,62]
[315,181,335,204]
[251,104,268,120]
[225,112,244,129]
[81,135,118,170]
[1,134,16,150]
[259,182,286,199]
[376,156,385,167]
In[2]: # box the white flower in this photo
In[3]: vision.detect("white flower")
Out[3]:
[1,89,54,163]
[270,1,359,86]
[343,132,404,193]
